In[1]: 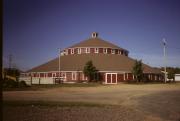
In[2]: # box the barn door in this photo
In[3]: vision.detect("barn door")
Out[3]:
[105,73,117,84]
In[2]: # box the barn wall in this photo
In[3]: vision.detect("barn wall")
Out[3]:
[117,74,124,82]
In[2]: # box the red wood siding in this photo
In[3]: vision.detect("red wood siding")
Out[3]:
[68,49,71,54]
[40,73,44,77]
[90,48,94,53]
[102,73,105,82]
[99,48,103,53]
[81,48,86,54]
[74,48,78,54]
[56,72,60,77]
[121,51,124,55]
[107,48,111,54]
[107,74,111,83]
[66,72,72,81]
[112,74,116,83]
[117,74,124,82]
[48,73,52,77]
[127,73,133,80]
[115,49,118,54]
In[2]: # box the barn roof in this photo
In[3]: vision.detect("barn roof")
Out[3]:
[68,37,128,51]
[27,54,161,74]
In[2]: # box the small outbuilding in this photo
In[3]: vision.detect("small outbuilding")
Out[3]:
[175,74,180,82]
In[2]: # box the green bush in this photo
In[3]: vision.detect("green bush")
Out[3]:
[3,79,28,88]
[19,81,28,87]
[3,79,18,88]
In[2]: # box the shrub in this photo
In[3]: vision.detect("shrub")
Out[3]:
[19,81,28,87]
[3,79,18,88]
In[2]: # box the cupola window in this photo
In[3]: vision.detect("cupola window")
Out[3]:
[92,32,98,38]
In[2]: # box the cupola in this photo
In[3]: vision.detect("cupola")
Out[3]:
[92,32,98,38]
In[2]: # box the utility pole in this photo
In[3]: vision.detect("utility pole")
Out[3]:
[59,48,61,82]
[163,38,167,83]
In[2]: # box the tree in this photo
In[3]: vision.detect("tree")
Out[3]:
[83,60,98,82]
[132,60,143,82]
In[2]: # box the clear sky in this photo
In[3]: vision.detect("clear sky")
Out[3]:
[3,0,180,71]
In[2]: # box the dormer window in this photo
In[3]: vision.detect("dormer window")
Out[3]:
[71,48,74,54]
[103,48,107,54]
[78,48,81,54]
[95,48,99,53]
[111,49,115,54]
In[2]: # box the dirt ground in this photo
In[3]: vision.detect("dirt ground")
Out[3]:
[3,83,180,121]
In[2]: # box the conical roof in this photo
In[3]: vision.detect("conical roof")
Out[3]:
[69,37,127,51]
[27,53,161,74]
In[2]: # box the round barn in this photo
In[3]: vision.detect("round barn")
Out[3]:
[25,32,163,84]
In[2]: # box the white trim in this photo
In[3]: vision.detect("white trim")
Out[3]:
[72,72,76,80]
[82,73,87,80]
[78,48,81,54]
[29,71,130,74]
[124,73,126,80]
[71,48,74,54]
[105,73,117,84]
[95,48,99,53]
[103,48,107,54]
[133,74,134,80]
[111,49,115,54]
[86,48,90,53]
[127,73,128,80]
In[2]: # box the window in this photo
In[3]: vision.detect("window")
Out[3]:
[86,48,90,53]
[71,48,74,54]
[52,73,56,77]
[95,48,99,53]
[103,48,107,54]
[72,72,76,80]
[78,48,81,54]
[118,50,121,55]
[111,49,115,54]
[48,73,52,77]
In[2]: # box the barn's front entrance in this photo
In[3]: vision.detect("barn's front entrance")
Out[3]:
[105,73,117,84]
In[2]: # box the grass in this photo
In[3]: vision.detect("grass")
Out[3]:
[3,82,103,91]
[3,100,108,107]
[3,81,180,91]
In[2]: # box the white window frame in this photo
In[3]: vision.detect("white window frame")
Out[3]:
[72,72,76,80]
[111,49,115,54]
[71,48,74,54]
[118,50,121,55]
[95,48,99,53]
[82,73,88,80]
[105,73,117,84]
[86,48,90,53]
[103,48,107,54]
[78,48,81,54]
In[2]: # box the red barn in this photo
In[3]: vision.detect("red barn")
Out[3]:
[24,32,163,84]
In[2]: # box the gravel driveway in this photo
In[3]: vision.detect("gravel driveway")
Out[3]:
[3,83,180,121]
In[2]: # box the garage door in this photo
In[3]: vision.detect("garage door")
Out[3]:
[105,73,117,84]
[175,74,180,81]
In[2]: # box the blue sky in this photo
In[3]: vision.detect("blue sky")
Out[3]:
[3,0,180,71]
